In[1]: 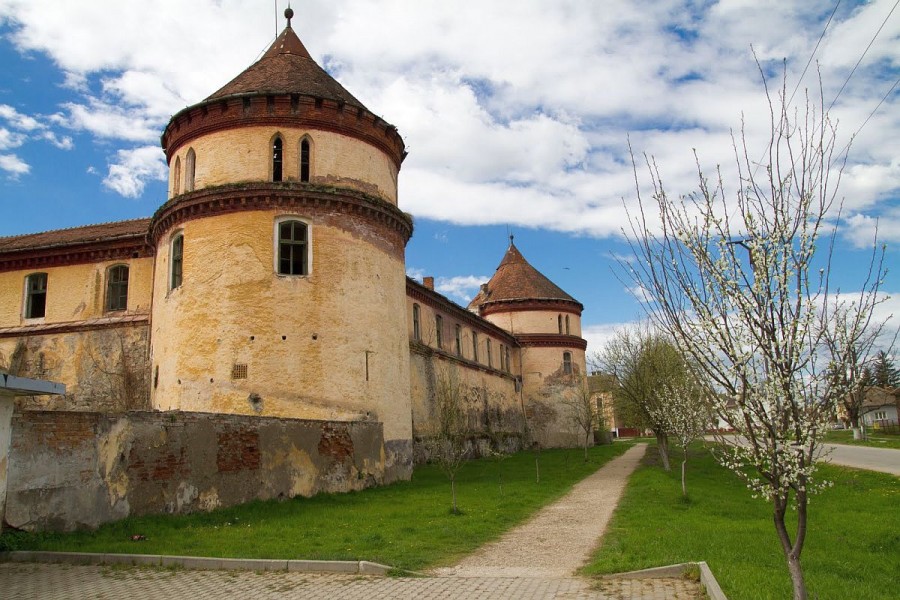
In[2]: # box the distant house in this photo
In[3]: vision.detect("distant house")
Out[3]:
[587,373,642,437]
[860,386,900,428]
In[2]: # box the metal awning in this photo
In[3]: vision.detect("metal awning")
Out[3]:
[0,373,65,397]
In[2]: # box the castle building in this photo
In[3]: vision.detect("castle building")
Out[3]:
[0,13,587,481]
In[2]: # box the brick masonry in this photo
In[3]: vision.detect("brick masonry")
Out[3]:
[5,410,384,532]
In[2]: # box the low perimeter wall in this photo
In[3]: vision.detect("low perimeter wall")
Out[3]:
[5,410,385,532]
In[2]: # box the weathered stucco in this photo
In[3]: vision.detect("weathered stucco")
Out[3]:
[520,345,588,448]
[0,258,153,326]
[484,309,582,337]
[169,127,399,204]
[150,209,411,476]
[6,410,385,532]
[0,325,150,412]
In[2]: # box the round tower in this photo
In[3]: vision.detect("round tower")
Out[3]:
[148,12,413,476]
[469,238,587,447]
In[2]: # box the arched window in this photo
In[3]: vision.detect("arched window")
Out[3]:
[170,233,184,290]
[558,314,563,334]
[173,156,181,196]
[300,137,311,182]
[412,304,421,341]
[184,148,196,192]
[565,315,570,335]
[106,264,129,312]
[277,219,309,275]
[563,351,573,375]
[25,272,48,319]
[272,136,283,182]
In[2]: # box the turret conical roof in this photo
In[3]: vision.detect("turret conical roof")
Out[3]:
[206,24,368,111]
[468,241,580,311]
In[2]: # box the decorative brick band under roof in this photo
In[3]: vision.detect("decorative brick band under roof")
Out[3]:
[0,219,152,273]
[468,241,583,315]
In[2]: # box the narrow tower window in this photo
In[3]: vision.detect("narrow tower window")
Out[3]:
[300,137,311,182]
[272,136,283,182]
[106,265,129,312]
[25,273,48,319]
[184,148,196,192]
[170,233,184,290]
[563,351,573,375]
[565,315,570,335]
[173,156,181,195]
[277,220,308,275]
[558,314,563,334]
[412,304,421,341]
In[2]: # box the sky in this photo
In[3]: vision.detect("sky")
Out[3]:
[0,0,898,356]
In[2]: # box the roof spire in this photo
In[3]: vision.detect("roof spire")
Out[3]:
[285,5,294,28]
[509,234,514,246]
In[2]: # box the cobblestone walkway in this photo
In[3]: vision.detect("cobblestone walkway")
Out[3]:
[0,442,704,599]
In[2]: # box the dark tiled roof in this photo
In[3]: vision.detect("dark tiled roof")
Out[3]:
[468,242,578,309]
[0,218,150,253]
[207,26,368,111]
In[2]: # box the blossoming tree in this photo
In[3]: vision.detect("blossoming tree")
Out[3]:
[623,80,888,599]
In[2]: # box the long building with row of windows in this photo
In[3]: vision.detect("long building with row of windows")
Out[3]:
[0,14,587,479]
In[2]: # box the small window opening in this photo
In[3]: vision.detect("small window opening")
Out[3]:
[486,339,492,368]
[565,315,570,335]
[435,314,443,349]
[184,148,196,192]
[25,272,48,319]
[278,220,308,275]
[505,346,511,373]
[563,351,573,375]
[472,332,479,363]
[170,234,184,290]
[300,138,311,182]
[272,136,283,182]
[106,265,129,312]
[500,344,505,371]
[558,314,563,334]
[173,156,181,195]
[455,324,462,356]
[412,304,421,341]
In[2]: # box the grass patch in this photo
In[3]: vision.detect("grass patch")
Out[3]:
[583,444,900,599]
[0,443,629,572]
[824,429,900,450]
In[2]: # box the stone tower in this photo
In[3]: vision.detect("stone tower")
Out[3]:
[469,239,587,446]
[149,11,414,478]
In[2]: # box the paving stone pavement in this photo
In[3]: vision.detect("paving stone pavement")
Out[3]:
[0,443,703,599]
[0,563,701,599]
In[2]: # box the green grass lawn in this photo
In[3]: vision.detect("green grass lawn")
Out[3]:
[824,428,900,450]
[0,443,629,572]
[583,444,900,599]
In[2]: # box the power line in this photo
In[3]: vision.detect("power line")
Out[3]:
[832,72,900,167]
[828,0,899,112]
[788,0,842,107]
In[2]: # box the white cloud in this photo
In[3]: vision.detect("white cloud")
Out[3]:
[0,153,30,178]
[102,146,167,198]
[0,128,27,150]
[0,104,43,131]
[52,100,162,143]
[435,275,490,304]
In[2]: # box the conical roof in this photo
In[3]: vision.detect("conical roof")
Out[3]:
[206,24,368,111]
[468,241,580,310]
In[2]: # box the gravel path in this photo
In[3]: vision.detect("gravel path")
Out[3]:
[433,443,648,578]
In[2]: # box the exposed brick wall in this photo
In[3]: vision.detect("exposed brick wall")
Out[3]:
[6,410,384,532]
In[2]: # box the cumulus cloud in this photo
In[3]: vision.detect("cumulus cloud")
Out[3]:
[0,153,30,178]
[435,275,490,304]
[102,146,167,198]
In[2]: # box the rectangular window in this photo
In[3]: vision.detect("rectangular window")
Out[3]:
[486,339,492,368]
[25,273,48,319]
[505,346,511,373]
[500,344,505,371]
[413,304,421,341]
[472,332,479,363]
[106,265,129,312]
[455,325,462,356]
[435,315,443,349]
[170,234,184,289]
[563,351,573,375]
[278,220,308,275]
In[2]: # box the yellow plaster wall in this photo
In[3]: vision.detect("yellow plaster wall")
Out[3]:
[150,210,411,443]
[484,310,582,337]
[0,258,153,327]
[168,127,399,204]
[520,345,588,448]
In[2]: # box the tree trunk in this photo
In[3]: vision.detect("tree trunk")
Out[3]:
[681,454,687,497]
[773,496,808,600]
[584,432,590,462]
[655,431,671,471]
[535,457,540,484]
[451,478,458,514]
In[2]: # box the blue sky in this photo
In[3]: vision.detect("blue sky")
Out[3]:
[1,0,898,353]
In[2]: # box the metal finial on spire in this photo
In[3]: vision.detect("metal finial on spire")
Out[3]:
[509,234,515,245]
[285,5,294,27]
